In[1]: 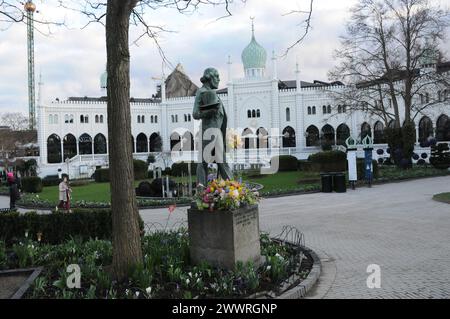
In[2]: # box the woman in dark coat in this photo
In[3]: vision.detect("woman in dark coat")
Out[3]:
[7,173,20,210]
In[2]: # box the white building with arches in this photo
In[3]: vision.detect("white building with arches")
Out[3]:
[36,26,450,179]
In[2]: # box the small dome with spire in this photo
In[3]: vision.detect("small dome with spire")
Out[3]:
[241,19,267,73]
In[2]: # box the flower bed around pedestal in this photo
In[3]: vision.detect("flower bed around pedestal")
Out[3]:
[0,229,313,299]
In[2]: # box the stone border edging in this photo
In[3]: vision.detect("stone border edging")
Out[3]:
[0,267,43,299]
[275,245,321,299]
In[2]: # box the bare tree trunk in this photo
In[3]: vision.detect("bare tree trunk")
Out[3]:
[106,0,142,280]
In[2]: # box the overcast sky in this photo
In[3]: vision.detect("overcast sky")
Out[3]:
[0,0,448,115]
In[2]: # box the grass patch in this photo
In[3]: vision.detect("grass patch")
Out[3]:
[433,193,450,204]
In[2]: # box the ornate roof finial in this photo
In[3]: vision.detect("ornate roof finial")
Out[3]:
[250,16,255,38]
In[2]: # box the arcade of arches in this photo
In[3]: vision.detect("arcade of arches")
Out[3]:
[47,115,449,163]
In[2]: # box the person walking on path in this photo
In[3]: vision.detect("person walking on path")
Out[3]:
[7,172,20,210]
[56,175,72,213]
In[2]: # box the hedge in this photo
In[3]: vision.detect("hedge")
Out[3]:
[171,162,198,177]
[94,159,148,182]
[308,151,347,172]
[42,175,61,187]
[271,155,298,172]
[0,209,144,246]
[21,177,43,193]
[94,168,110,183]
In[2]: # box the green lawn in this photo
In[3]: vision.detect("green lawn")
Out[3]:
[247,171,320,194]
[38,181,112,203]
[433,192,450,204]
[23,165,449,204]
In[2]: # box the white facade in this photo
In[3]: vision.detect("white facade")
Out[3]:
[36,33,450,179]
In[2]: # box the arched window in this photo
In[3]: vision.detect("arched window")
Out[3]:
[327,105,332,114]
[170,132,181,151]
[247,110,251,118]
[137,115,141,123]
[436,114,450,141]
[257,109,261,118]
[188,114,192,122]
[94,133,107,154]
[80,115,84,123]
[321,124,335,145]
[306,125,320,147]
[63,134,77,160]
[336,124,350,146]
[256,127,268,149]
[149,133,162,152]
[154,116,158,123]
[418,116,433,143]
[95,115,99,123]
[184,114,188,122]
[282,126,296,148]
[151,115,154,123]
[286,108,291,122]
[312,106,316,115]
[141,115,145,123]
[64,114,69,124]
[70,115,74,123]
[361,122,372,139]
[323,105,327,114]
[78,133,92,155]
[54,114,58,124]
[307,107,311,115]
[47,134,62,163]
[374,121,386,144]
[49,114,53,124]
[84,115,89,124]
[242,128,256,149]
[136,133,148,153]
[182,131,194,151]
[100,115,104,123]
[252,110,256,118]
[338,105,342,114]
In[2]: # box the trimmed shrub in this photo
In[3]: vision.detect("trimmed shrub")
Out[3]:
[297,160,320,172]
[430,143,450,169]
[171,162,198,177]
[308,151,347,172]
[21,177,43,193]
[271,155,298,172]
[0,209,144,246]
[42,175,60,187]
[94,168,110,183]
[356,159,379,180]
[133,159,148,180]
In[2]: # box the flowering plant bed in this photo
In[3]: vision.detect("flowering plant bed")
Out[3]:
[194,179,259,211]
[0,230,314,299]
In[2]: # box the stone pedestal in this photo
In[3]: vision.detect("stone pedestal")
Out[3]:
[187,204,262,269]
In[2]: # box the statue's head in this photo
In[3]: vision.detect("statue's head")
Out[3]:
[200,68,220,89]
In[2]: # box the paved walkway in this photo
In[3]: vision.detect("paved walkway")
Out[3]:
[2,176,450,298]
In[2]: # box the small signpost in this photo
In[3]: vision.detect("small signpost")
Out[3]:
[345,135,374,189]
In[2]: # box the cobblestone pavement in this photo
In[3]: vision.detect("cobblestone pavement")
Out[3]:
[2,176,450,298]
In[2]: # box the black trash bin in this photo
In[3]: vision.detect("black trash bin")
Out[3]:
[320,173,333,193]
[333,172,347,193]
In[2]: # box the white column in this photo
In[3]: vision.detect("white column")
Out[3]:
[295,63,305,150]
[227,55,232,83]
[272,50,278,80]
